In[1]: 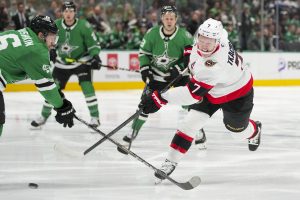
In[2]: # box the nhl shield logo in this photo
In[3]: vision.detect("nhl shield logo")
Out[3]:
[204,60,217,67]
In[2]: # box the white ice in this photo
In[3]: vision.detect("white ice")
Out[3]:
[0,87,300,200]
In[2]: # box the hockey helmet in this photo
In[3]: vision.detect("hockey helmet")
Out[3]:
[197,18,223,40]
[30,15,58,35]
[62,1,76,11]
[161,5,177,17]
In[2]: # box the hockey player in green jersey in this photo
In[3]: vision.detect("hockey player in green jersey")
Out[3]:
[117,5,206,154]
[0,15,76,136]
[31,1,102,129]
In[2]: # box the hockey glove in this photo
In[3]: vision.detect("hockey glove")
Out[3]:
[139,91,168,114]
[90,55,102,70]
[140,66,154,83]
[164,65,181,82]
[49,48,57,63]
[54,99,76,128]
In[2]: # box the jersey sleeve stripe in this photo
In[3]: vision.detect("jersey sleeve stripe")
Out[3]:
[35,78,54,84]
[191,77,214,89]
[88,45,101,51]
[205,76,253,104]
[187,84,203,100]
[35,81,56,92]
[183,46,192,56]
[139,49,152,56]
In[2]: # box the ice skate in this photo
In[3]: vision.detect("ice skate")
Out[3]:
[248,121,262,151]
[195,128,207,150]
[30,116,48,130]
[89,117,100,128]
[89,117,100,133]
[117,118,145,154]
[117,129,139,154]
[154,159,177,184]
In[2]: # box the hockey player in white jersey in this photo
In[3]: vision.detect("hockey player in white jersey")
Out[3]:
[139,18,262,183]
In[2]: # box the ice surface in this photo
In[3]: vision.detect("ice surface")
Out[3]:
[0,87,299,200]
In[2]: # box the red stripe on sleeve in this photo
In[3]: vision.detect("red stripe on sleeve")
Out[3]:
[190,77,214,89]
[187,84,203,100]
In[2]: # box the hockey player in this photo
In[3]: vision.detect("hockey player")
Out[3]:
[0,15,76,136]
[118,5,206,152]
[31,1,102,129]
[139,18,262,183]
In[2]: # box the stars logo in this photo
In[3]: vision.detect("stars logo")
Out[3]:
[59,41,79,57]
[153,51,177,71]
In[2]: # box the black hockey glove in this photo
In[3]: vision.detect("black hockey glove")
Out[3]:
[139,91,168,114]
[164,65,181,82]
[54,99,76,128]
[49,48,57,63]
[90,55,102,70]
[140,66,154,83]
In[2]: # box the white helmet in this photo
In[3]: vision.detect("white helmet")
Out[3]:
[197,18,223,40]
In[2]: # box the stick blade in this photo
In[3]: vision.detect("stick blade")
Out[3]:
[179,176,201,190]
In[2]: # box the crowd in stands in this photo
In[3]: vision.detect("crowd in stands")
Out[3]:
[0,0,299,51]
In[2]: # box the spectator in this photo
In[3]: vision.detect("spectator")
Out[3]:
[240,3,253,50]
[45,0,59,20]
[226,22,240,50]
[126,19,148,49]
[11,2,30,30]
[106,21,127,49]
[146,10,158,29]
[0,1,9,31]
[87,4,111,34]
[186,10,203,35]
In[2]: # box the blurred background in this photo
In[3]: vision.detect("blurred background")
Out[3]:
[1,0,299,52]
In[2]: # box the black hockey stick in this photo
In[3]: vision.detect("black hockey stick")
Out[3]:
[78,110,142,155]
[76,115,201,190]
[117,67,190,154]
[65,58,140,73]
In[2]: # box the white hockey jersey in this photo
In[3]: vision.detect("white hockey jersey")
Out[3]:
[162,39,253,105]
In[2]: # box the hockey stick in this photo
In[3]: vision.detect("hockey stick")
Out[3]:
[76,115,201,190]
[64,58,140,73]
[100,64,140,73]
[117,67,190,154]
[78,110,143,155]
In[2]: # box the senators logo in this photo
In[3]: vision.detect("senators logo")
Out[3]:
[204,60,217,67]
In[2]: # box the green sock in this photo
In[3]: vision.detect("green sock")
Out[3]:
[41,102,53,119]
[132,117,146,132]
[80,81,99,118]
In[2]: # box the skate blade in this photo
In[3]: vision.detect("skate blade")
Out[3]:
[195,142,207,150]
[29,126,43,130]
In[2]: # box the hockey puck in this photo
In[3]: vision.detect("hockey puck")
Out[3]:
[28,183,39,189]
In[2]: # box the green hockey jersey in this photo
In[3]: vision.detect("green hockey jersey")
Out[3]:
[55,18,101,65]
[139,25,194,82]
[0,28,63,108]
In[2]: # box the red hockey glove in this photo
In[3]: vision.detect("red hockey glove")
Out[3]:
[139,91,168,114]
